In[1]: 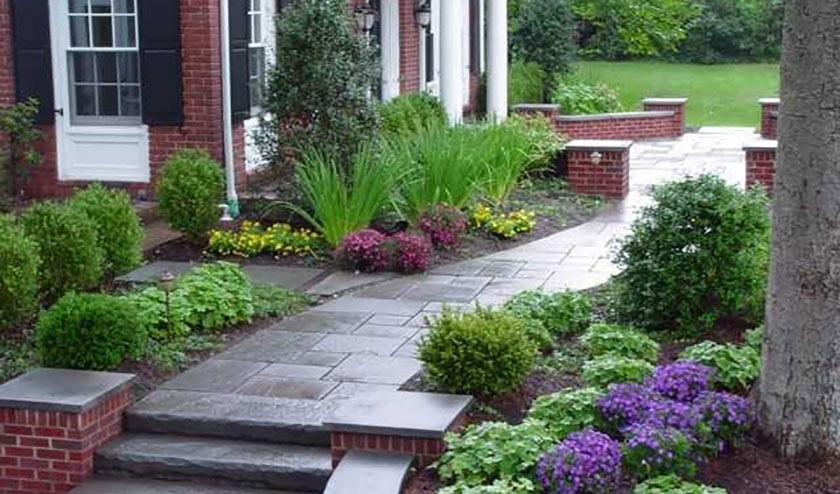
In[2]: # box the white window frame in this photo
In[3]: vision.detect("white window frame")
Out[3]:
[248,0,266,114]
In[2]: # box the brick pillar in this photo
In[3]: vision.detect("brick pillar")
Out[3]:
[643,98,687,137]
[0,369,134,494]
[399,0,421,94]
[759,98,779,140]
[744,140,777,194]
[563,140,632,198]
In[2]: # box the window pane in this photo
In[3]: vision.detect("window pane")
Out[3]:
[252,16,262,44]
[120,85,140,116]
[70,0,89,13]
[91,16,113,47]
[117,53,139,83]
[72,53,96,83]
[98,85,119,116]
[75,85,97,116]
[113,16,136,47]
[249,48,264,78]
[96,53,117,83]
[90,0,111,14]
[70,16,90,47]
[114,0,134,14]
[253,0,260,10]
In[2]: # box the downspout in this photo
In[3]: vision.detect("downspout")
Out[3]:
[219,0,240,216]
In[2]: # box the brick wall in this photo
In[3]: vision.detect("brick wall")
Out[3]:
[0,388,132,494]
[642,99,686,137]
[564,145,631,198]
[745,145,777,194]
[331,431,442,469]
[556,113,677,140]
[399,0,420,94]
[760,99,779,139]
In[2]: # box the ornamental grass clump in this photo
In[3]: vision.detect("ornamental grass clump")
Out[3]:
[648,362,714,403]
[621,421,696,480]
[536,428,622,494]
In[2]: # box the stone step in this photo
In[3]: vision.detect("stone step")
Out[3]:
[142,220,184,254]
[72,478,309,494]
[324,450,414,494]
[95,434,332,492]
[134,200,160,225]
[125,390,333,447]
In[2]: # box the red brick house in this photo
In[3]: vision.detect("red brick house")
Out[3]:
[0,0,508,207]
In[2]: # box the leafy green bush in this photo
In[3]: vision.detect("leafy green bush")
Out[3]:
[745,326,763,353]
[509,59,546,105]
[0,216,39,330]
[514,0,575,77]
[157,149,225,243]
[20,201,103,301]
[129,286,191,342]
[614,175,770,335]
[580,323,660,363]
[69,183,143,276]
[379,93,447,138]
[437,420,555,490]
[679,341,760,391]
[526,387,604,440]
[550,78,622,115]
[517,316,554,351]
[419,307,537,396]
[252,284,310,319]
[504,290,592,336]
[0,98,42,204]
[634,475,727,494]
[582,355,654,388]
[36,292,146,371]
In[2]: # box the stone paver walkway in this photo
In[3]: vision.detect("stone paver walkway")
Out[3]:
[148,128,754,404]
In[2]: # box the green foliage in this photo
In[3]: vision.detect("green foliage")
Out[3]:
[378,93,447,138]
[614,175,770,335]
[581,355,654,388]
[156,149,225,243]
[419,307,537,396]
[0,99,42,202]
[509,59,546,105]
[504,290,593,336]
[473,119,542,207]
[20,201,103,301]
[745,326,763,353]
[129,286,191,342]
[679,341,760,391]
[580,323,660,363]
[69,184,143,276]
[292,146,400,247]
[515,316,554,351]
[0,339,37,383]
[622,427,696,480]
[526,387,604,440]
[573,0,698,59]
[0,216,40,331]
[437,420,555,490]
[252,283,311,319]
[36,292,146,371]
[144,333,222,373]
[439,479,538,494]
[550,77,622,115]
[514,0,575,77]
[256,0,379,170]
[634,475,727,494]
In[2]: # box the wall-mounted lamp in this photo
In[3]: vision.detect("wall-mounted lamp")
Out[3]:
[415,0,432,30]
[355,3,378,34]
[590,151,603,165]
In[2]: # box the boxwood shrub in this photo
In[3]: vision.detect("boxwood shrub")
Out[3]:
[157,148,225,243]
[0,215,40,330]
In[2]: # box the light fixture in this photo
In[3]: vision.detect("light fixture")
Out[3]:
[590,151,603,165]
[355,3,378,34]
[416,0,432,29]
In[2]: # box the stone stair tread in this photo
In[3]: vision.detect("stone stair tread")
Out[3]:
[95,433,332,492]
[324,450,414,494]
[143,221,183,253]
[72,478,308,494]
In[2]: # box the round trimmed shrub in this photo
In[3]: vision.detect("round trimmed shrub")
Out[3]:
[36,292,146,371]
[379,92,447,138]
[156,148,225,243]
[20,201,103,301]
[0,215,40,330]
[69,183,143,276]
[419,306,537,396]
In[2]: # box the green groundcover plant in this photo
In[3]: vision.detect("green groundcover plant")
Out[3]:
[634,475,727,494]
[582,355,654,388]
[527,387,605,440]
[0,215,39,331]
[580,323,660,363]
[504,290,593,336]
[680,340,760,391]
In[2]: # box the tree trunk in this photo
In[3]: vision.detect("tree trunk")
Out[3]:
[758,0,840,459]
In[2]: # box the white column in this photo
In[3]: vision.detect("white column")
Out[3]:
[487,0,508,122]
[440,0,463,124]
[381,0,401,101]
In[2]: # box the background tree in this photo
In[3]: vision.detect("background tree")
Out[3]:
[513,0,576,80]
[759,0,840,459]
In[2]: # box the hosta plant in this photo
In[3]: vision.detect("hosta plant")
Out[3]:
[582,355,654,389]
[527,387,605,440]
[679,341,760,391]
[580,323,660,363]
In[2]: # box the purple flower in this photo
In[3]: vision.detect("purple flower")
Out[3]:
[693,391,754,449]
[598,383,663,429]
[648,362,714,403]
[419,205,468,250]
[536,428,622,494]
[622,421,696,479]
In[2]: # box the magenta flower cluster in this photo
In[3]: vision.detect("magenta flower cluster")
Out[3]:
[419,205,468,250]
[337,229,431,274]
[386,232,432,273]
[536,429,622,494]
[649,361,714,403]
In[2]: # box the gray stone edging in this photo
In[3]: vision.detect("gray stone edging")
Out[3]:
[743,140,778,151]
[565,139,634,151]
[643,97,688,105]
[558,111,673,122]
[0,368,135,413]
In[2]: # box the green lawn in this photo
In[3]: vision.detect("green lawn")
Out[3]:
[573,61,780,127]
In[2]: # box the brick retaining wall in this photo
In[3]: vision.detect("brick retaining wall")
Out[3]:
[760,98,779,140]
[564,140,632,198]
[745,140,777,194]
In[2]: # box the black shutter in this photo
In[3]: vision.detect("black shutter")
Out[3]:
[425,31,435,83]
[139,0,183,125]
[10,0,54,124]
[229,0,251,121]
[469,0,481,75]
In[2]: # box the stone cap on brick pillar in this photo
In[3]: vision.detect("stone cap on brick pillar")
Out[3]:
[510,103,560,113]
[558,111,673,122]
[642,98,688,105]
[759,98,780,105]
[324,391,472,439]
[0,368,135,413]
[743,140,778,152]
[565,139,634,152]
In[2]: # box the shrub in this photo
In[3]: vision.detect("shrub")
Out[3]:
[527,387,604,440]
[0,216,40,330]
[384,232,432,273]
[438,421,556,490]
[20,201,103,301]
[504,290,593,336]
[157,149,225,243]
[693,391,754,449]
[0,98,42,203]
[419,307,537,396]
[509,59,546,105]
[582,355,654,388]
[336,229,389,273]
[36,292,146,371]
[69,183,143,276]
[613,175,770,335]
[550,78,622,115]
[379,92,447,138]
[129,286,191,342]
[580,323,660,363]
[517,316,554,351]
[634,475,727,494]
[536,428,622,494]
[514,0,575,77]
[439,478,538,494]
[177,262,254,332]
[418,204,469,250]
[648,362,714,403]
[745,326,763,352]
[622,421,696,480]
[679,341,760,391]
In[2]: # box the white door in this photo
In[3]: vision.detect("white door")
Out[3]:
[50,0,150,183]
